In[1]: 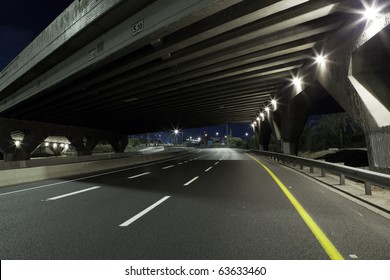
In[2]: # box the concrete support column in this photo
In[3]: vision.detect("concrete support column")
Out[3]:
[109,136,129,153]
[254,123,261,150]
[68,134,100,156]
[307,9,390,173]
[281,141,296,155]
[85,136,100,155]
[0,127,15,161]
[67,134,88,156]
[277,100,308,156]
[14,131,47,161]
[366,128,390,174]
[259,120,272,151]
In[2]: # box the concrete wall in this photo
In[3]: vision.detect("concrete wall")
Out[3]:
[0,149,189,187]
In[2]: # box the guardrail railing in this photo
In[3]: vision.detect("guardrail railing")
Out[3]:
[250,150,390,195]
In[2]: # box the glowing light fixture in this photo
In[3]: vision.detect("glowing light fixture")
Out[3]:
[260,112,265,120]
[363,5,380,21]
[315,55,326,65]
[265,107,270,113]
[293,77,302,86]
[174,129,179,134]
[53,143,58,149]
[256,117,260,122]
[45,142,49,147]
[271,99,277,110]
[14,140,21,147]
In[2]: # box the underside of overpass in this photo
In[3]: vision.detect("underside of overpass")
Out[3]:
[0,0,389,173]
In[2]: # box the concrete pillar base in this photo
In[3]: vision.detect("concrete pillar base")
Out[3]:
[109,136,129,153]
[282,141,296,155]
[366,130,390,174]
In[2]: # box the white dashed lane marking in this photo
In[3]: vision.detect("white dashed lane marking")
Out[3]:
[184,176,199,186]
[45,186,101,201]
[128,172,151,179]
[119,196,171,227]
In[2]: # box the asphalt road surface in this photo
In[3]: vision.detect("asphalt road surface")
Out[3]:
[0,148,389,259]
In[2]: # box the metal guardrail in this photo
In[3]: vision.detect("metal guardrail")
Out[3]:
[250,150,390,195]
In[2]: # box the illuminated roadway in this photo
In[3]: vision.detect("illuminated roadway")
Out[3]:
[0,148,389,259]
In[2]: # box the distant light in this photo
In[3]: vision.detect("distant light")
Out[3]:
[216,132,219,136]
[60,143,65,148]
[45,142,49,147]
[53,143,58,149]
[14,140,21,147]
[363,6,380,21]
[251,123,255,128]
[265,107,270,113]
[198,137,201,141]
[256,117,260,122]
[65,144,69,149]
[205,133,208,137]
[245,133,249,136]
[174,129,179,134]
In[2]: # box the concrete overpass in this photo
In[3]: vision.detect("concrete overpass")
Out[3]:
[0,0,389,173]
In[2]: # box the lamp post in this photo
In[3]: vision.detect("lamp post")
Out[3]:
[174,129,179,145]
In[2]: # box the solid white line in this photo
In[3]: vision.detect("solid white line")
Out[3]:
[45,186,100,201]
[178,162,184,165]
[184,176,199,186]
[128,172,151,179]
[162,165,175,169]
[184,161,189,163]
[214,161,219,165]
[119,196,170,227]
[205,167,213,172]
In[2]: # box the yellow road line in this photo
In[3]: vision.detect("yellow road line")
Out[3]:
[246,153,344,260]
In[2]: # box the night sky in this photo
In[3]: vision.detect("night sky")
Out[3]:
[0,0,252,138]
[0,0,74,71]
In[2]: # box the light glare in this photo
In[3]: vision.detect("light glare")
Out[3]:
[316,55,325,64]
[271,99,277,110]
[363,6,379,21]
[293,77,301,86]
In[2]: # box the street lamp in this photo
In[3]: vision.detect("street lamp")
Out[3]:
[271,99,277,111]
[14,140,21,148]
[174,129,179,145]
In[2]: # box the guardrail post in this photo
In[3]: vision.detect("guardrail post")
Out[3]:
[321,169,326,177]
[310,166,314,173]
[340,174,345,185]
[364,182,372,195]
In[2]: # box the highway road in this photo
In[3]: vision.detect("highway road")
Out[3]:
[0,148,389,259]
